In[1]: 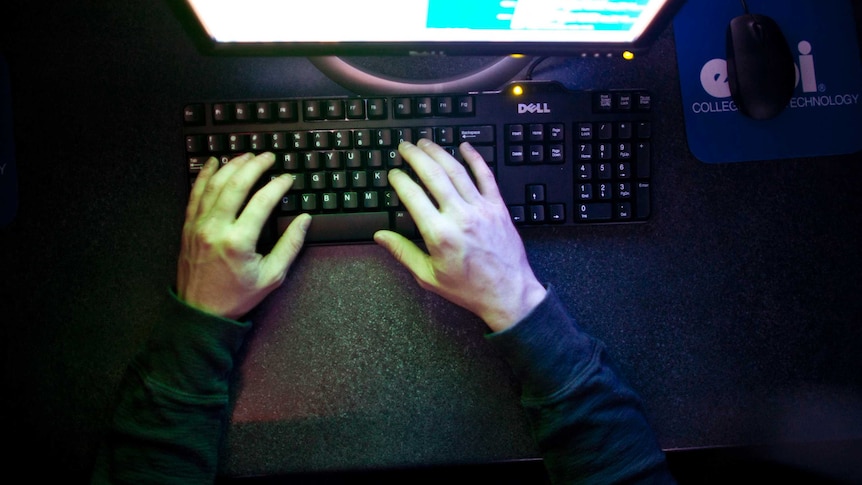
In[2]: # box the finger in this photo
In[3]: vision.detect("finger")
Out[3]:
[260,213,311,287]
[186,157,219,222]
[198,152,255,217]
[235,172,294,236]
[459,142,503,202]
[416,139,482,204]
[210,152,278,220]
[398,141,463,208]
[387,168,440,237]
[373,230,436,288]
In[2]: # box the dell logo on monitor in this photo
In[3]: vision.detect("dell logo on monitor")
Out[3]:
[517,102,551,114]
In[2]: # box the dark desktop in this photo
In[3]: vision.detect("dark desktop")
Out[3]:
[1,0,861,483]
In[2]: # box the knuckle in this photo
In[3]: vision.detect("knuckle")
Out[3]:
[193,223,219,250]
[250,188,276,208]
[223,233,250,255]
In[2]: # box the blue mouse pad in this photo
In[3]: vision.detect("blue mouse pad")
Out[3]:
[1,54,16,227]
[673,0,862,163]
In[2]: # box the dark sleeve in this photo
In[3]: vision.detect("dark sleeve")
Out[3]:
[486,286,675,485]
[90,290,252,485]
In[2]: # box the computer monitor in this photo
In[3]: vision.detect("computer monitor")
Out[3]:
[171,0,685,57]
[169,0,684,93]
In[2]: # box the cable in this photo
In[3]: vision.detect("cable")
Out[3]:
[524,56,549,80]
[740,0,750,14]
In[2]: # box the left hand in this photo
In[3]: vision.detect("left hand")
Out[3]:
[176,152,311,320]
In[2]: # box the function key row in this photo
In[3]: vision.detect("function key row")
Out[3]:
[183,95,476,126]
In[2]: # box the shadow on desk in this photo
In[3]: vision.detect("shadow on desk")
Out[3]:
[217,439,862,484]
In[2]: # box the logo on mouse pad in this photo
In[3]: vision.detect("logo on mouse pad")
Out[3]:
[694,39,858,115]
[673,0,862,163]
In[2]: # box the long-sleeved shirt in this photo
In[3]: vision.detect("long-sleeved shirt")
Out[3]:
[91,287,674,484]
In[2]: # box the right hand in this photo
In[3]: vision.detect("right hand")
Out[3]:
[374,140,546,333]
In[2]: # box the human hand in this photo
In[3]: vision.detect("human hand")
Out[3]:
[177,152,311,320]
[374,140,546,332]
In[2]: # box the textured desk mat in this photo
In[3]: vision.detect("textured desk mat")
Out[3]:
[673,0,862,163]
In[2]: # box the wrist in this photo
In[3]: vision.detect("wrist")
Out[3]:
[483,278,547,332]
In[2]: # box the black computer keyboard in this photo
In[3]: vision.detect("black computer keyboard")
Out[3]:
[182,81,652,244]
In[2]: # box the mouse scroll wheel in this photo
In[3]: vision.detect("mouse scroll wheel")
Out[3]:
[752,22,765,41]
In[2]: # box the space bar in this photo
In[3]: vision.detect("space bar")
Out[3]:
[277,212,390,243]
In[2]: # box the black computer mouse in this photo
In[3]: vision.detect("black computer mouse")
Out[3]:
[726,13,796,120]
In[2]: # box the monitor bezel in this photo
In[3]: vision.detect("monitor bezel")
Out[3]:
[166,0,687,57]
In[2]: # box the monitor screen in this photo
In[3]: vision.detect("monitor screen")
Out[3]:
[174,0,684,56]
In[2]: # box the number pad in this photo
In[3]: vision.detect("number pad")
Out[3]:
[575,115,650,222]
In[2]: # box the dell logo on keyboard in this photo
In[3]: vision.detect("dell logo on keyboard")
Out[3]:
[517,102,551,114]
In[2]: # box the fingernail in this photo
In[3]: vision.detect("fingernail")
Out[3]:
[417,138,432,147]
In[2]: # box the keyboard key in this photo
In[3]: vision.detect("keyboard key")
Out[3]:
[549,204,565,222]
[459,125,494,144]
[367,99,387,119]
[509,206,526,224]
[595,93,613,111]
[415,97,433,116]
[228,134,248,151]
[548,124,564,141]
[527,184,545,203]
[184,104,204,125]
[578,203,612,221]
[507,124,524,142]
[528,124,544,141]
[346,99,365,119]
[637,142,651,178]
[637,92,652,111]
[303,100,324,121]
[255,102,273,121]
[529,205,545,223]
[206,134,226,152]
[393,210,417,238]
[326,100,344,119]
[436,97,453,115]
[615,92,633,111]
[456,96,474,114]
[617,202,632,219]
[185,135,204,153]
[277,101,298,121]
[278,212,390,243]
[394,98,412,117]
[234,103,251,121]
[636,182,651,218]
[212,103,231,123]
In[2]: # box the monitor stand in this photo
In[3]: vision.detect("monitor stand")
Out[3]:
[308,55,533,95]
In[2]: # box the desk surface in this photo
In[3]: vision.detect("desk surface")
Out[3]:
[1,0,861,481]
